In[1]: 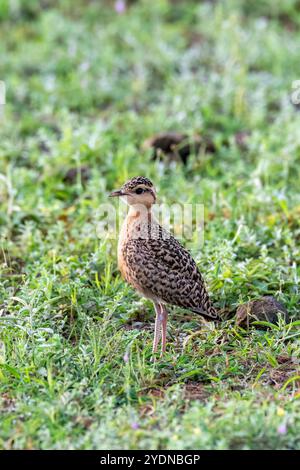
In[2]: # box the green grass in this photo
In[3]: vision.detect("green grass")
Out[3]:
[0,0,300,450]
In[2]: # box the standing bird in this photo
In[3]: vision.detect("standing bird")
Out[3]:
[109,176,220,357]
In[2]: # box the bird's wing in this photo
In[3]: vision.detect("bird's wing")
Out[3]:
[123,233,218,320]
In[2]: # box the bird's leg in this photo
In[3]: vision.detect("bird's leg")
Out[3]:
[160,304,168,357]
[152,302,162,355]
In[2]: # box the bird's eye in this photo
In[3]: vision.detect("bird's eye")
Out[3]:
[135,188,144,194]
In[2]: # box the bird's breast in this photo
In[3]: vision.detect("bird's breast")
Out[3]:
[117,213,159,300]
[117,213,141,282]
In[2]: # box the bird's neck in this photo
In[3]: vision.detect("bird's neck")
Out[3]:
[128,203,152,219]
[122,204,155,240]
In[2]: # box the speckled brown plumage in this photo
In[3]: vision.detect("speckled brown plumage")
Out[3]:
[121,224,218,320]
[110,176,219,356]
[121,176,154,191]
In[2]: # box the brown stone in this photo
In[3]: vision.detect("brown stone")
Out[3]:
[236,296,289,329]
[142,132,213,164]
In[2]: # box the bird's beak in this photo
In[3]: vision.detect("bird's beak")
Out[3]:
[109,189,128,197]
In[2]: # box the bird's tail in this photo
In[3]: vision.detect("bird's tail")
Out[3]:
[191,297,221,321]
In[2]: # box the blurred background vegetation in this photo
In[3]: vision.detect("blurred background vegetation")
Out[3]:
[0,0,299,450]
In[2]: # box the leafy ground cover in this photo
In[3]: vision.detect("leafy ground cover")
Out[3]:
[0,0,299,449]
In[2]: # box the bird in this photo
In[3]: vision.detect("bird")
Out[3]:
[109,176,220,357]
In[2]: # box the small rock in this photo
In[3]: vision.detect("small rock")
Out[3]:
[63,166,90,185]
[235,131,251,150]
[185,31,206,47]
[236,296,289,329]
[142,132,214,164]
[38,140,51,153]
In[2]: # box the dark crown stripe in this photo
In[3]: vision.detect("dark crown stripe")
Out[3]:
[122,176,153,191]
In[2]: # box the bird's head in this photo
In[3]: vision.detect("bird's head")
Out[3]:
[109,176,156,207]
